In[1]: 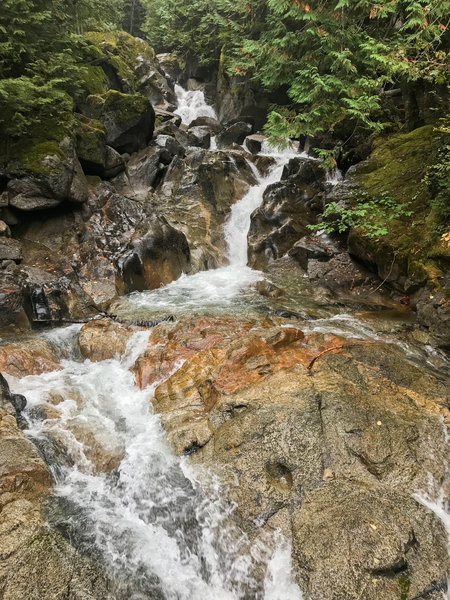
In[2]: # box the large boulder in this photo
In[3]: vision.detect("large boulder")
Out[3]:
[78,319,138,362]
[282,156,326,186]
[248,180,317,270]
[152,149,257,271]
[244,133,266,154]
[0,339,61,378]
[216,121,253,148]
[1,137,88,214]
[84,31,176,107]
[83,90,155,155]
[188,125,211,149]
[111,136,185,200]
[75,115,126,179]
[119,215,191,292]
[189,116,221,134]
[132,315,450,600]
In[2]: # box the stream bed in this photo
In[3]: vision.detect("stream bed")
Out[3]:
[2,86,449,600]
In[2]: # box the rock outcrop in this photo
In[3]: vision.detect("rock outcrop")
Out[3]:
[133,315,450,600]
[0,374,113,599]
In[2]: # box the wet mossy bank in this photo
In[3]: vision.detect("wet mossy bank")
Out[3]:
[344,122,449,346]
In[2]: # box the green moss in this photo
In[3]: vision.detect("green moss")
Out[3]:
[356,124,434,203]
[75,115,106,165]
[348,123,449,289]
[396,574,410,600]
[102,89,149,123]
[79,65,108,95]
[1,112,75,175]
[84,30,157,92]
[11,140,64,174]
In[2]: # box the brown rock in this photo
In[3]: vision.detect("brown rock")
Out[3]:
[135,315,449,599]
[0,339,61,378]
[78,319,138,362]
[0,220,11,237]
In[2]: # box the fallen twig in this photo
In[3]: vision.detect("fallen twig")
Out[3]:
[32,313,175,328]
[307,342,375,373]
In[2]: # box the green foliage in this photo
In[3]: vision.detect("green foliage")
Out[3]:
[0,0,125,148]
[141,0,449,140]
[0,77,73,140]
[423,116,450,236]
[309,191,413,238]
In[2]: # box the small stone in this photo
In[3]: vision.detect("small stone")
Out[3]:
[369,523,377,531]
[323,468,335,481]
[0,220,11,237]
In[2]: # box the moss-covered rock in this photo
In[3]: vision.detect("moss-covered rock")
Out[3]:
[79,64,109,95]
[75,114,126,178]
[348,124,449,290]
[75,115,106,166]
[84,30,175,106]
[83,90,155,154]
[0,132,88,213]
[345,124,449,345]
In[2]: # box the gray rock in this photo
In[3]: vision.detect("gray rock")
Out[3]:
[292,239,334,261]
[244,134,266,154]
[216,121,252,148]
[84,91,155,155]
[154,120,195,149]
[155,135,185,158]
[188,126,211,149]
[282,156,326,186]
[189,116,221,134]
[0,238,22,262]
[248,180,317,269]
[154,107,182,127]
[120,215,191,292]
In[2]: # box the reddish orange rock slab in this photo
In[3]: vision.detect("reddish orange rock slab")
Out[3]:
[132,316,269,389]
[0,339,61,378]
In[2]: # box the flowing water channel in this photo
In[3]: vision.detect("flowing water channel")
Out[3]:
[4,87,450,599]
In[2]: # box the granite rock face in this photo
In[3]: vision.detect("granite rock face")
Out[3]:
[131,315,450,600]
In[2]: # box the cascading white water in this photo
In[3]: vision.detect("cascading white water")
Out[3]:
[7,88,304,595]
[122,151,296,315]
[174,84,217,125]
[9,327,301,599]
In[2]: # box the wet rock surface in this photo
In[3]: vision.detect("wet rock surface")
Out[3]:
[0,373,114,600]
[78,319,138,362]
[136,315,450,600]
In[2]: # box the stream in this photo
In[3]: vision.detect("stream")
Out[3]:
[3,86,449,599]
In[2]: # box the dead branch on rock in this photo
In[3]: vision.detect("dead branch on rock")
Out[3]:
[307,342,375,373]
[31,313,175,329]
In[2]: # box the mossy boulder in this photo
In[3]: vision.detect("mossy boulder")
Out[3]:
[83,90,155,154]
[0,132,88,213]
[345,123,449,345]
[75,114,126,178]
[79,64,109,95]
[347,124,449,289]
[84,30,175,107]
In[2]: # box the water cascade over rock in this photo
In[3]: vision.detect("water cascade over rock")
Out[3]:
[0,45,449,600]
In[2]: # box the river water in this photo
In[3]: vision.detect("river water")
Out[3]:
[5,87,450,599]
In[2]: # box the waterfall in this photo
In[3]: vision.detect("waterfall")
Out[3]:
[119,150,296,315]
[174,84,217,125]
[6,87,303,599]
[10,327,301,599]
